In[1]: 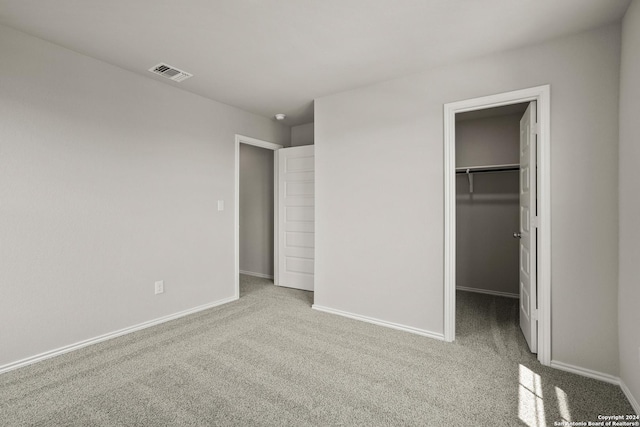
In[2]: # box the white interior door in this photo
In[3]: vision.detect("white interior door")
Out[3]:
[277,145,315,291]
[519,102,538,353]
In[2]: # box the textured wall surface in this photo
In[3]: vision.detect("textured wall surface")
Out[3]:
[618,0,640,410]
[291,123,315,146]
[0,24,289,367]
[315,24,621,376]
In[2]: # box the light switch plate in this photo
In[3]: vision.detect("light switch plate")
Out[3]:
[154,280,164,295]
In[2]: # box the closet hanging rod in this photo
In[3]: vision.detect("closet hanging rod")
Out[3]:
[455,163,520,174]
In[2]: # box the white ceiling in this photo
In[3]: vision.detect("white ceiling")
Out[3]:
[0,0,631,126]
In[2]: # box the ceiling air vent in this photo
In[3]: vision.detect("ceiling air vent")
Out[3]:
[148,63,193,82]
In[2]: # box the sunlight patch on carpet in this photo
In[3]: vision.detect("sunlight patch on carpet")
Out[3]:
[555,386,572,423]
[519,364,547,427]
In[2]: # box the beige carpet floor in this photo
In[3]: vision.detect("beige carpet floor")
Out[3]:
[0,275,634,426]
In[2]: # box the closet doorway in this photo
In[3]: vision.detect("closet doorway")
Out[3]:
[443,85,551,366]
[455,101,533,353]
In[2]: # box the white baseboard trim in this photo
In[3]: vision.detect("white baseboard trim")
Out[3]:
[0,295,238,375]
[550,360,620,385]
[456,286,519,299]
[239,270,274,280]
[620,380,640,415]
[312,304,445,341]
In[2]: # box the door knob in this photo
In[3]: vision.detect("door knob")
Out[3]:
[513,232,522,238]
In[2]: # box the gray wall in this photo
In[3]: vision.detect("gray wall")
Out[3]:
[456,114,521,296]
[619,0,640,409]
[456,113,521,166]
[315,24,621,376]
[291,123,315,146]
[0,24,289,368]
[239,144,274,277]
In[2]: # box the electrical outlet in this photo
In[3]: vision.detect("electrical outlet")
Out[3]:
[154,280,164,295]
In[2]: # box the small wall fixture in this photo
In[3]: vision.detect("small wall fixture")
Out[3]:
[274,113,286,121]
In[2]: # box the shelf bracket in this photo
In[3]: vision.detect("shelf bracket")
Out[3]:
[466,168,474,193]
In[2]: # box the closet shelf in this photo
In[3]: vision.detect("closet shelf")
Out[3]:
[455,163,520,174]
[456,163,519,194]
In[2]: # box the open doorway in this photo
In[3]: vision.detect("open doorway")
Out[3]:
[234,135,282,299]
[454,102,531,358]
[239,143,275,280]
[234,135,316,300]
[443,85,551,366]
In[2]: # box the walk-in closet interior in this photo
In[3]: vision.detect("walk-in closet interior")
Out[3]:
[455,102,532,349]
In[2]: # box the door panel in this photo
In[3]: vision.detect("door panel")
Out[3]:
[278,145,315,291]
[519,102,538,353]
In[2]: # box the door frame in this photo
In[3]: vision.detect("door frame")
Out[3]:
[442,85,551,365]
[234,134,283,299]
